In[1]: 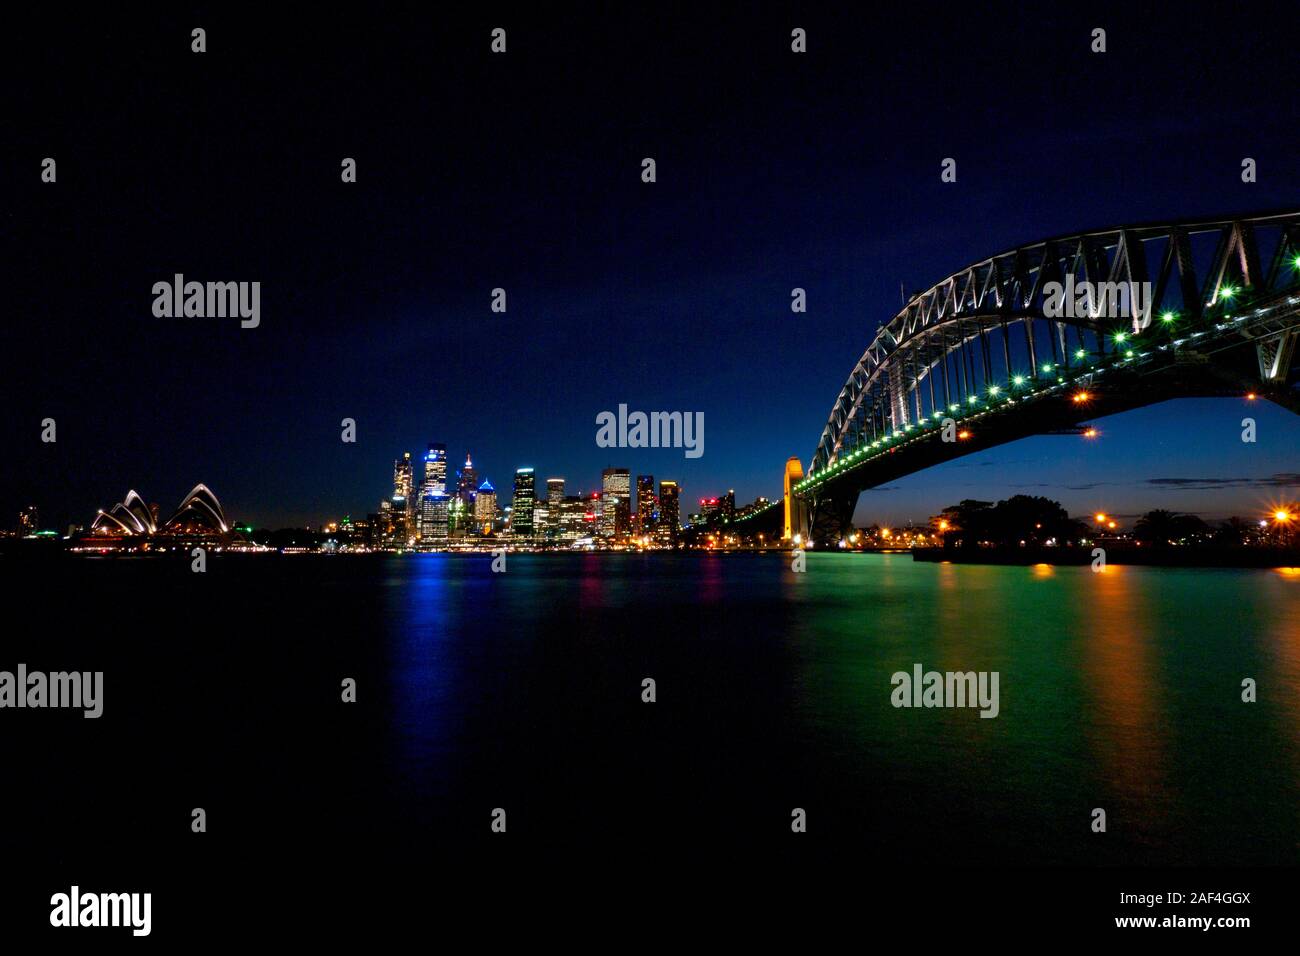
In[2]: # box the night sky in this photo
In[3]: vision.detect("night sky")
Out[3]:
[4,7,1298,530]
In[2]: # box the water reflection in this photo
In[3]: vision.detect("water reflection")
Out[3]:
[368,552,1299,861]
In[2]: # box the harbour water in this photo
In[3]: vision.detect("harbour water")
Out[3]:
[5,552,1299,868]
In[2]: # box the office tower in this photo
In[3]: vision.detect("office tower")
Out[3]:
[512,469,535,537]
[600,468,631,540]
[475,480,497,534]
[456,453,478,506]
[532,478,563,539]
[422,442,447,498]
[393,453,413,508]
[699,497,720,523]
[18,505,39,536]
[552,495,583,542]
[419,493,450,544]
[657,481,680,546]
[447,496,467,537]
[636,475,656,538]
[721,489,736,521]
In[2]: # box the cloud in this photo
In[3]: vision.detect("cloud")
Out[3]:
[1145,473,1300,490]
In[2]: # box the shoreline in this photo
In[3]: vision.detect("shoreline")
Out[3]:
[910,545,1300,569]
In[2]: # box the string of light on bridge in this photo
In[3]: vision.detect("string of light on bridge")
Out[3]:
[785,281,1279,498]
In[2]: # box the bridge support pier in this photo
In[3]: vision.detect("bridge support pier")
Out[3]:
[809,489,859,546]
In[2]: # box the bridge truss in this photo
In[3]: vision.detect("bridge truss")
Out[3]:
[811,211,1300,477]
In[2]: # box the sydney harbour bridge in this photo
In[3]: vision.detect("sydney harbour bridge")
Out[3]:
[730,210,1300,544]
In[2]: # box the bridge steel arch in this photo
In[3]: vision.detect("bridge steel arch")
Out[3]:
[813,211,1300,475]
[795,210,1300,542]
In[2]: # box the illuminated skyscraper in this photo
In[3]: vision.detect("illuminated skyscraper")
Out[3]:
[422,443,447,498]
[699,497,720,523]
[657,481,680,546]
[456,453,478,506]
[18,505,39,536]
[547,478,565,511]
[393,453,413,507]
[537,478,564,539]
[554,494,589,541]
[392,452,415,542]
[600,468,631,540]
[512,469,535,538]
[636,475,656,538]
[475,480,497,533]
[419,493,450,544]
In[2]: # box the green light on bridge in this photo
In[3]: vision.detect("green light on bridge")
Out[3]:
[1012,375,1025,386]
[1075,349,1086,359]
[1161,311,1175,323]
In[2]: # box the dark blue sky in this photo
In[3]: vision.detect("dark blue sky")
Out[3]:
[4,6,1298,529]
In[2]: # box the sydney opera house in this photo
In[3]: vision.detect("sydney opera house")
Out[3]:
[85,484,236,548]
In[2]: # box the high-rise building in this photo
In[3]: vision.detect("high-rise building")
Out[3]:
[475,480,497,534]
[551,494,585,542]
[699,497,720,524]
[600,468,631,540]
[636,475,656,538]
[422,443,447,498]
[547,478,565,511]
[393,453,413,508]
[657,481,680,546]
[456,454,478,506]
[18,505,39,536]
[390,453,414,542]
[419,493,450,544]
[512,469,535,538]
[536,478,564,539]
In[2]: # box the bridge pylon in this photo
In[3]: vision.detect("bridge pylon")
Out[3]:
[783,457,809,543]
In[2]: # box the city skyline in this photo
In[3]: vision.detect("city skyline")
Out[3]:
[10,420,1299,541]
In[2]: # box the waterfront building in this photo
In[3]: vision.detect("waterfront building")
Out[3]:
[657,481,680,546]
[636,475,656,537]
[474,480,498,534]
[422,443,447,498]
[512,469,536,538]
[600,468,631,541]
